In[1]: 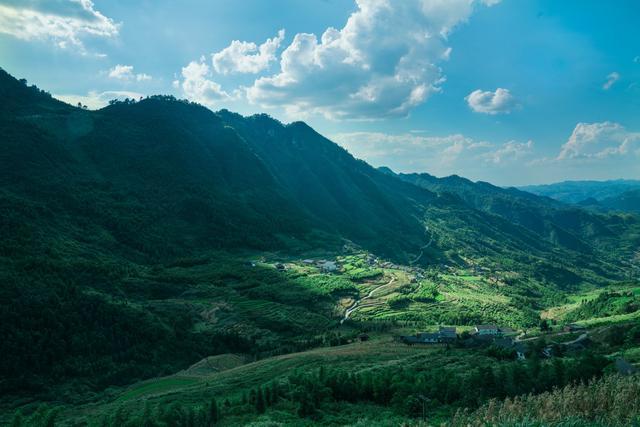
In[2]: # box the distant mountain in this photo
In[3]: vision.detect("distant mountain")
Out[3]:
[598,189,640,214]
[398,174,636,253]
[520,180,640,204]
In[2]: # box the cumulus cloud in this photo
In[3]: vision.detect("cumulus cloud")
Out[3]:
[602,72,620,90]
[0,0,118,52]
[240,0,500,120]
[331,130,530,179]
[557,122,640,160]
[55,90,144,109]
[176,59,234,107]
[212,29,285,74]
[482,140,533,164]
[108,64,152,82]
[465,88,517,114]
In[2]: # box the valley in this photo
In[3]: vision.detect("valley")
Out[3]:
[1,68,639,426]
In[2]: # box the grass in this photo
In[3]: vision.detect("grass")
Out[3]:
[116,377,201,403]
[58,337,453,424]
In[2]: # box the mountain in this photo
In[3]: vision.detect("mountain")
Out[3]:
[520,179,640,204]
[1,67,639,403]
[594,189,640,214]
[395,171,639,255]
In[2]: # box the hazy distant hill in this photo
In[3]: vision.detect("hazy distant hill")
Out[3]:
[520,180,640,204]
[597,189,640,214]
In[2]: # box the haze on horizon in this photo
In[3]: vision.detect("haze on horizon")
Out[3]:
[1,0,638,186]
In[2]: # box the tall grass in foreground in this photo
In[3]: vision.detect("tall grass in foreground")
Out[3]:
[449,374,640,426]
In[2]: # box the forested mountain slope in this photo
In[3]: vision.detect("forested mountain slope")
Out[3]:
[1,67,638,403]
[397,171,640,268]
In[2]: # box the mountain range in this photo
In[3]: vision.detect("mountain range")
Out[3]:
[521,180,640,212]
[1,67,639,402]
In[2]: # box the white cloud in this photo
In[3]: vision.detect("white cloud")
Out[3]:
[177,59,234,107]
[634,56,640,63]
[212,29,285,74]
[602,72,620,90]
[108,64,152,82]
[557,122,640,160]
[0,0,118,53]
[331,130,529,178]
[241,0,500,120]
[54,90,144,110]
[465,88,517,115]
[482,140,533,164]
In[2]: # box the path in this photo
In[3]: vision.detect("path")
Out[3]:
[515,331,588,343]
[341,276,396,324]
[409,225,433,265]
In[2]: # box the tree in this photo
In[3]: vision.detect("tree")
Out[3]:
[270,382,279,404]
[140,402,156,427]
[10,411,23,427]
[255,387,266,414]
[208,397,219,425]
[539,319,551,331]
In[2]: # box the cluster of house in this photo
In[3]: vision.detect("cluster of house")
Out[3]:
[400,324,529,357]
[400,326,458,344]
[302,259,339,273]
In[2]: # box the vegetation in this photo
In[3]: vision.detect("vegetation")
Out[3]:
[565,291,639,322]
[1,68,639,426]
[452,374,640,426]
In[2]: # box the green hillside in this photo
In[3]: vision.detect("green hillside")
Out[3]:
[1,68,640,426]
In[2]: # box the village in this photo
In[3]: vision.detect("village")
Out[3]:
[398,325,534,361]
[258,251,639,376]
[395,322,639,377]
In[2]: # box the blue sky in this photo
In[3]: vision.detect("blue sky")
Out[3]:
[1,0,639,185]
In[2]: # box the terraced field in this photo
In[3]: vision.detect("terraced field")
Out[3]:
[54,337,482,425]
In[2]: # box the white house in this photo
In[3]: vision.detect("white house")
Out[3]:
[320,261,338,273]
[474,325,500,335]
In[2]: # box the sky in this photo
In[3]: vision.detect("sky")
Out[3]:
[1,0,639,186]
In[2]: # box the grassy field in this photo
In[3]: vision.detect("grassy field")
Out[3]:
[56,337,452,424]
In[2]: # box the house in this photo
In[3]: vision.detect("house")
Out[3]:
[302,259,315,265]
[474,325,500,336]
[401,332,440,345]
[320,261,338,273]
[358,333,370,342]
[275,263,286,271]
[564,323,586,332]
[615,358,637,376]
[417,332,441,343]
[438,326,457,342]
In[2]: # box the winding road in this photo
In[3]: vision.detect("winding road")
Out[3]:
[340,276,396,324]
[409,225,433,265]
